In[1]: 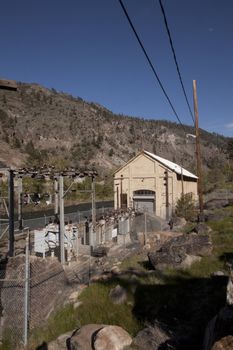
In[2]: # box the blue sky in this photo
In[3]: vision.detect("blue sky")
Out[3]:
[1,0,233,136]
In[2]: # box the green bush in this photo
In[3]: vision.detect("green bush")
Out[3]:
[176,193,196,221]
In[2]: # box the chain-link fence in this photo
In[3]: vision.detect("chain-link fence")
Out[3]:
[0,233,68,349]
[28,206,112,229]
[29,253,67,331]
[0,206,114,241]
[0,210,136,348]
[0,238,28,349]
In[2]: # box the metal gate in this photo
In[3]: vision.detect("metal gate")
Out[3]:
[133,190,155,213]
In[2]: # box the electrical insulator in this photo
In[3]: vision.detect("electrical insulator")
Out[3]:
[163,170,167,185]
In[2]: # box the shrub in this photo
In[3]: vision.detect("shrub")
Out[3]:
[176,193,196,221]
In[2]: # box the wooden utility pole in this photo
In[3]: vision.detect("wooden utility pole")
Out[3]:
[91,176,96,248]
[193,80,204,218]
[116,185,119,210]
[165,170,169,220]
[8,170,14,257]
[54,178,59,215]
[59,175,65,265]
[18,177,23,230]
[120,175,123,209]
[91,176,96,226]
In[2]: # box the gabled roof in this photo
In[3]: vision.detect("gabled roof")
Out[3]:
[144,150,198,179]
[114,150,197,180]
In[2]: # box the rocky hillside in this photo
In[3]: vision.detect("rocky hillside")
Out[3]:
[0,82,230,176]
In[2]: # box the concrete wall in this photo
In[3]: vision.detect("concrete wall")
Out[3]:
[114,152,198,219]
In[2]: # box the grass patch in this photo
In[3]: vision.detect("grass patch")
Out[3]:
[0,327,28,350]
[120,253,148,271]
[28,304,79,349]
[181,222,196,233]
[27,281,141,349]
[78,283,141,336]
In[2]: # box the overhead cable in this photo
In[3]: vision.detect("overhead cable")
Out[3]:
[159,0,195,124]
[118,0,186,131]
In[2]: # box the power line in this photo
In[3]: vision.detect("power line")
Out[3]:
[118,0,186,131]
[158,0,195,125]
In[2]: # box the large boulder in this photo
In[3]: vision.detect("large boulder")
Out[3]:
[205,199,228,210]
[109,285,127,304]
[172,217,186,231]
[211,335,233,350]
[180,254,202,268]
[69,324,132,350]
[94,325,132,350]
[227,272,233,306]
[191,222,212,234]
[132,324,177,350]
[203,268,233,350]
[203,306,233,350]
[148,233,212,270]
[138,230,183,252]
[69,324,105,350]
[47,330,74,350]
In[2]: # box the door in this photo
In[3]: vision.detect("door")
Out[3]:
[133,190,155,213]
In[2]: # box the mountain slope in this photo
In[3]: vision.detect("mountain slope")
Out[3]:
[0,82,229,176]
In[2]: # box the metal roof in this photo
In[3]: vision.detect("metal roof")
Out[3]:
[144,150,198,179]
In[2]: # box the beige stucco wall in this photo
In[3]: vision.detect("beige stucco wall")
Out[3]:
[114,152,198,219]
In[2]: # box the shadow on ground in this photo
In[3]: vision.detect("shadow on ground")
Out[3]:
[134,276,227,349]
[35,248,232,350]
[99,266,228,350]
[219,252,233,264]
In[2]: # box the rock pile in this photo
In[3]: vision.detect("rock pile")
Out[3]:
[48,324,132,350]
[137,230,182,252]
[148,233,213,270]
[171,216,187,231]
[203,306,233,350]
[132,323,178,350]
[203,267,233,350]
[109,284,127,304]
[47,322,180,350]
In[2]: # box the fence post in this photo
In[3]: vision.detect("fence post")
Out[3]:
[44,214,47,226]
[89,224,94,248]
[24,233,30,346]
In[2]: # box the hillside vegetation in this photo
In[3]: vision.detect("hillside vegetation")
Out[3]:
[0,82,231,188]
